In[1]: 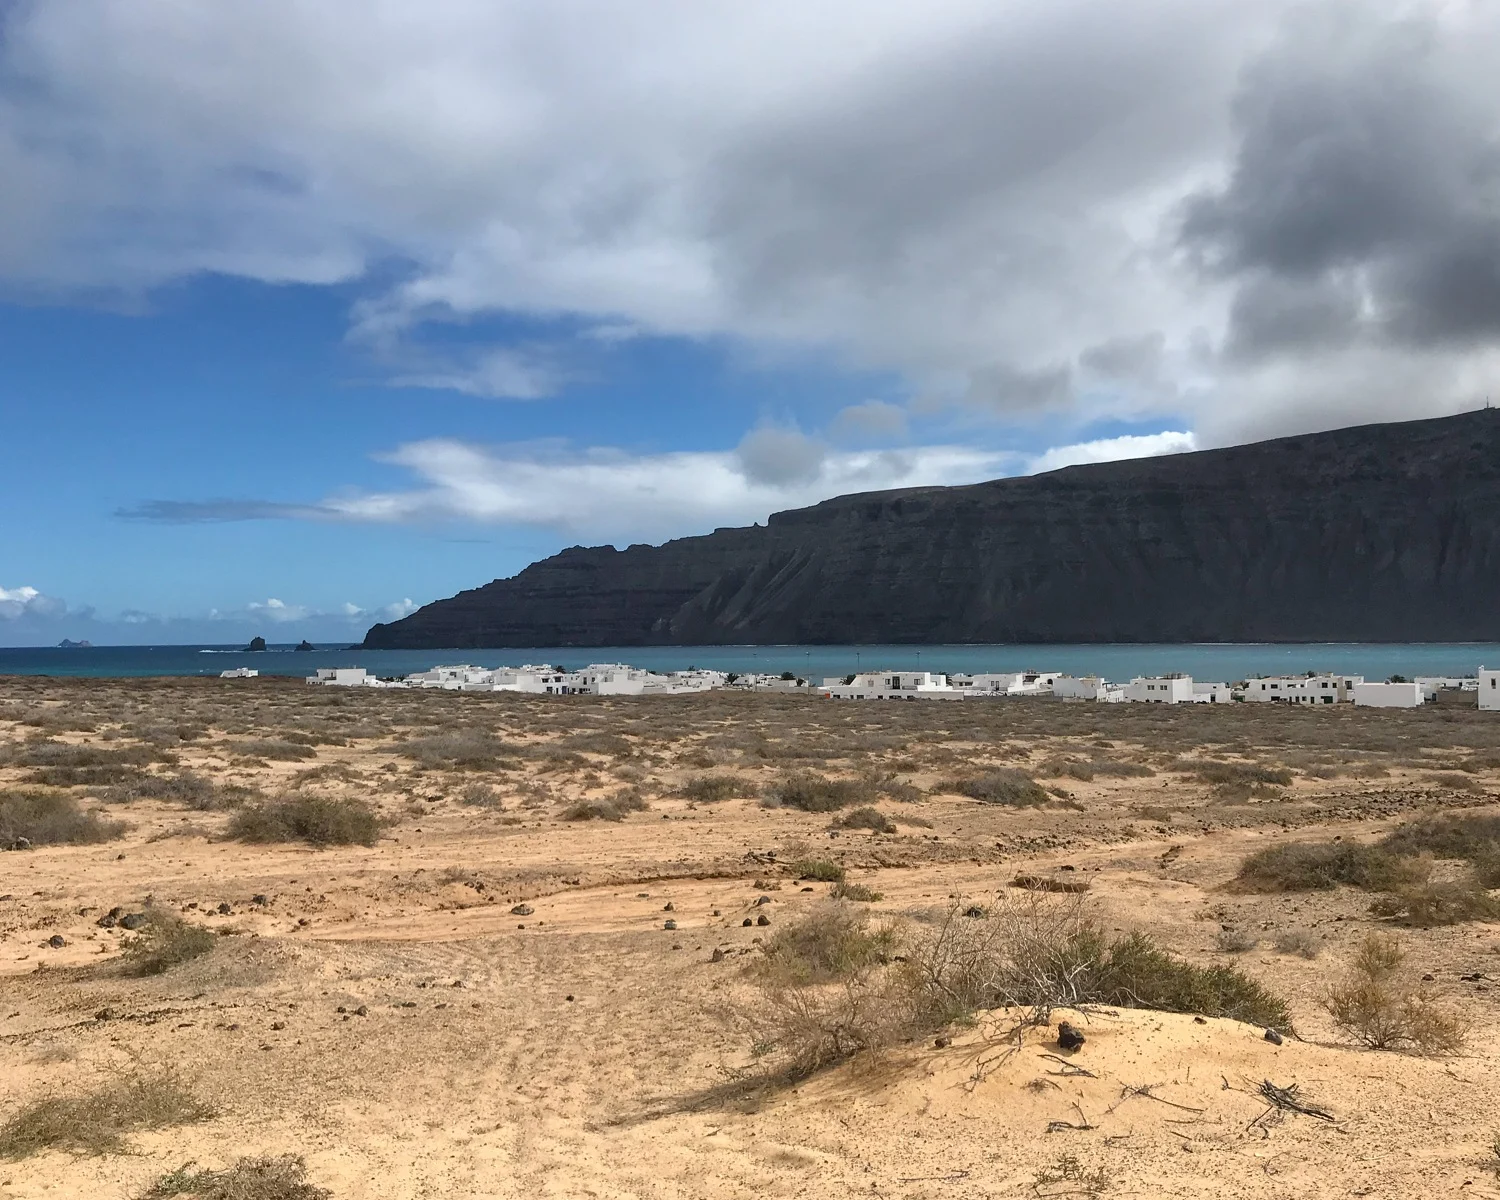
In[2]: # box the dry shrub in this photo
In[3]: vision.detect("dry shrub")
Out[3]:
[939,769,1050,807]
[222,739,317,762]
[749,894,1291,1079]
[1381,813,1500,883]
[677,774,742,802]
[560,788,648,821]
[1233,841,1425,893]
[1010,873,1090,894]
[1272,929,1321,958]
[757,901,896,984]
[831,881,883,902]
[142,1155,330,1200]
[391,730,516,771]
[1421,772,1486,792]
[228,793,380,846]
[1036,756,1153,782]
[835,806,896,833]
[792,858,846,882]
[121,909,217,976]
[102,772,258,811]
[1322,932,1468,1053]
[0,789,125,847]
[0,1075,212,1159]
[1215,928,1257,953]
[1177,760,1293,786]
[1368,874,1500,927]
[763,773,877,812]
[457,782,505,809]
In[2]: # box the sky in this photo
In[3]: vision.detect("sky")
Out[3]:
[3,0,1499,646]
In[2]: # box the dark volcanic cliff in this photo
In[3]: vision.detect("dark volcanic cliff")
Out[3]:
[363,410,1500,648]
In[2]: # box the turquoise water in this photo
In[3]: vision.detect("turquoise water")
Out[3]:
[2,643,1498,682]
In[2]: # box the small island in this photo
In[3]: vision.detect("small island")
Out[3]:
[56,639,93,649]
[294,640,316,652]
[244,636,267,652]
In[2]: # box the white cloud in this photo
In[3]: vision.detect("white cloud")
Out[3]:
[0,584,65,620]
[1025,430,1197,474]
[6,1,1497,437]
[248,597,307,622]
[831,401,909,441]
[734,427,826,487]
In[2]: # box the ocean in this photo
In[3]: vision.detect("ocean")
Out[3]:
[2,642,1499,682]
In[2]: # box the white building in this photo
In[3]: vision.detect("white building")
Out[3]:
[1052,675,1109,701]
[1124,675,1196,704]
[1479,668,1500,710]
[1415,676,1478,701]
[1192,681,1232,703]
[1242,675,1362,704]
[308,667,372,687]
[1352,681,1425,708]
[219,667,258,679]
[949,670,1060,697]
[822,670,965,700]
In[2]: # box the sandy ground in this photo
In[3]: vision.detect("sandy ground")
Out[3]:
[2,679,1500,1197]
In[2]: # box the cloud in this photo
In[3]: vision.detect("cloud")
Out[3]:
[248,597,307,622]
[0,1,1494,437]
[734,427,826,487]
[1025,430,1197,474]
[830,401,908,441]
[0,584,66,620]
[126,436,1013,543]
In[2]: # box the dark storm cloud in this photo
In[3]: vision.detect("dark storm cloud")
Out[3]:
[1183,6,1500,354]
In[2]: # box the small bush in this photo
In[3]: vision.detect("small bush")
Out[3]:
[0,789,125,847]
[0,1075,212,1159]
[793,858,846,883]
[1178,760,1293,786]
[1421,772,1486,793]
[222,739,318,762]
[1215,928,1257,953]
[142,1154,330,1200]
[940,769,1050,807]
[1233,841,1424,893]
[1368,874,1500,927]
[835,806,896,833]
[228,794,380,846]
[457,782,505,809]
[560,789,648,821]
[1010,873,1090,894]
[764,774,877,812]
[1322,932,1468,1053]
[121,910,216,976]
[678,774,741,803]
[1381,813,1500,874]
[1036,756,1153,782]
[831,881,883,902]
[1272,929,1321,959]
[757,902,896,984]
[391,730,516,771]
[102,772,257,811]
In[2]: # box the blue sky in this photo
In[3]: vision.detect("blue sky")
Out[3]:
[2,2,1495,645]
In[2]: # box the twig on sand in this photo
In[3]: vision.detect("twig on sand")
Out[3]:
[1248,1079,1334,1132]
[1106,1082,1205,1116]
[1040,1053,1097,1078]
[1045,1103,1097,1133]
[898,1171,971,1183]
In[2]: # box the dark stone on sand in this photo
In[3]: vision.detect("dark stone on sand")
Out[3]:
[1057,1021,1085,1051]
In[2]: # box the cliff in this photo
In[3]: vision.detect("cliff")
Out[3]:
[362,409,1500,648]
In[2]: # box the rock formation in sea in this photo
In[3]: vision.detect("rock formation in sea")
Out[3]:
[362,409,1500,648]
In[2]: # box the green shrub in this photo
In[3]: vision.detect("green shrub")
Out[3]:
[228,793,380,846]
[940,769,1050,807]
[1233,841,1424,893]
[121,910,217,976]
[1098,932,1291,1028]
[0,1075,212,1159]
[0,789,125,847]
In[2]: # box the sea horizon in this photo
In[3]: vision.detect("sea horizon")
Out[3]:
[4,641,1500,682]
